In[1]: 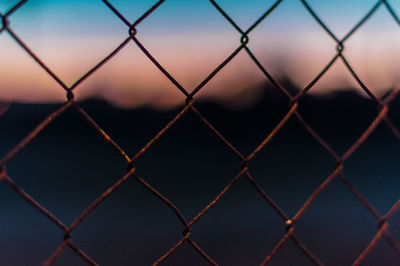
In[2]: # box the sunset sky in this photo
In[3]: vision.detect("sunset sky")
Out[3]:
[1,0,400,108]
[2,2,400,264]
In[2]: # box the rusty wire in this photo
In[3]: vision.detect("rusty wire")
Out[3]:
[1,0,400,265]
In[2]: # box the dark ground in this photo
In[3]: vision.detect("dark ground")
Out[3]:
[1,84,400,265]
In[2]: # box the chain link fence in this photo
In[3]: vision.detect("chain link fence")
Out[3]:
[1,0,400,265]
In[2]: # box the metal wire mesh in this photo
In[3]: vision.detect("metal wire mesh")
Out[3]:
[1,0,400,265]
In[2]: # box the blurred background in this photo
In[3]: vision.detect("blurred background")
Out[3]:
[1,0,400,107]
[1,0,400,265]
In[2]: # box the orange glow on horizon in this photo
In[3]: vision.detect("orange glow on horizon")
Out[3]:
[1,32,400,108]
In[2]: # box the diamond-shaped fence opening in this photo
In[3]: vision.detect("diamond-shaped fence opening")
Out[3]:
[70,176,187,265]
[5,106,129,221]
[6,0,127,85]
[188,181,286,265]
[248,116,335,215]
[132,113,241,217]
[296,89,379,154]
[1,0,400,265]
[344,123,400,213]
[292,179,380,264]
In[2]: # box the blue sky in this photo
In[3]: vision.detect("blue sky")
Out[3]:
[3,0,395,37]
